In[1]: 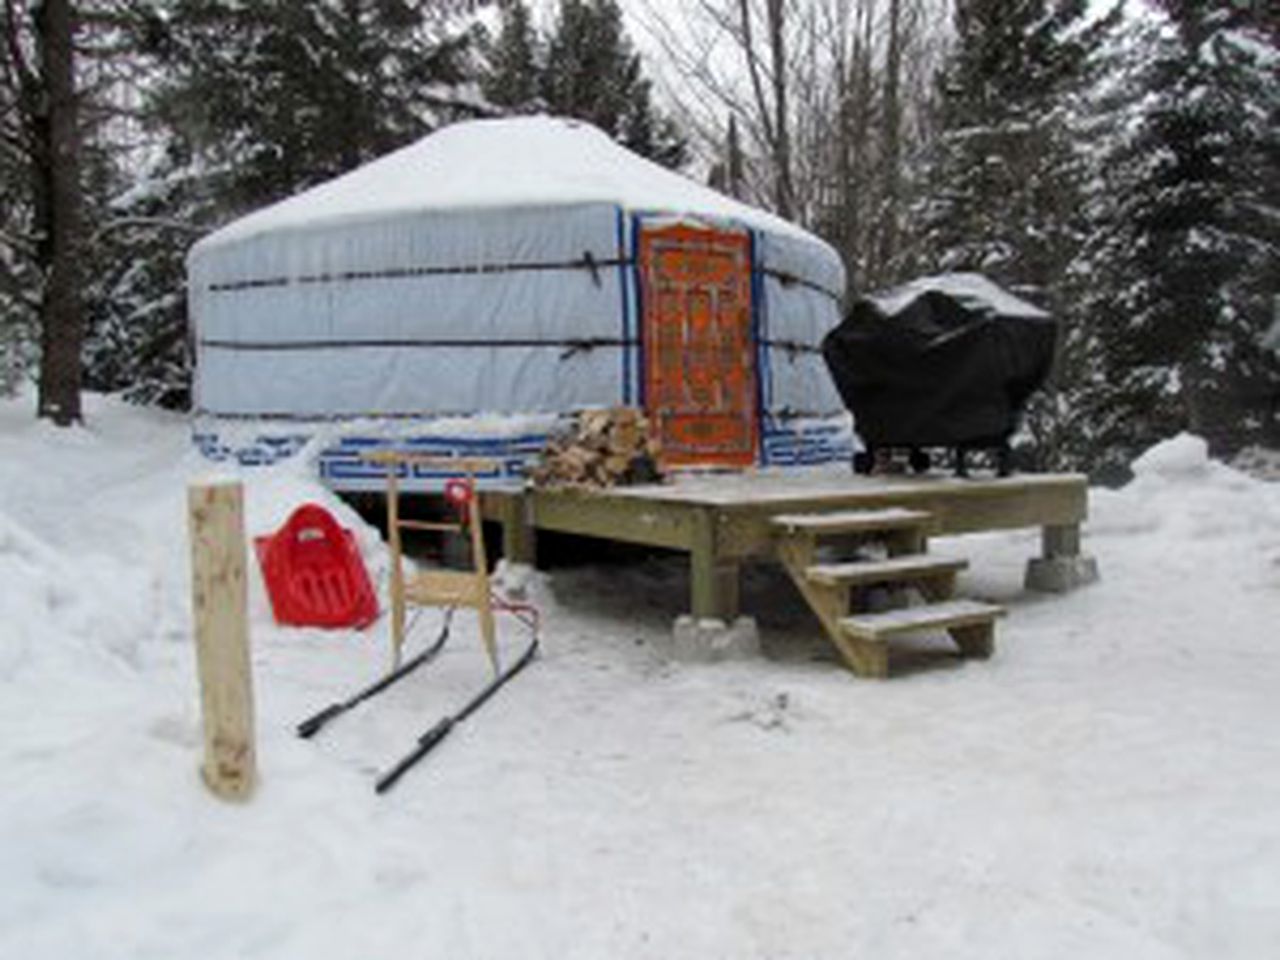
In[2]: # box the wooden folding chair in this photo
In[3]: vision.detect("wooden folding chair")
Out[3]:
[364,452,499,675]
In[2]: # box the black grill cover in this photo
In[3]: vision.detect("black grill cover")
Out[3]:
[822,274,1057,447]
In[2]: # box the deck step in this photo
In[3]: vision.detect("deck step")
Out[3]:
[839,599,1004,642]
[806,553,968,587]
[770,507,933,536]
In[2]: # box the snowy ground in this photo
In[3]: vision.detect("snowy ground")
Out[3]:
[2,393,1279,959]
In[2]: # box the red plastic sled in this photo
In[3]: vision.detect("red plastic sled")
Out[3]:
[254,503,379,629]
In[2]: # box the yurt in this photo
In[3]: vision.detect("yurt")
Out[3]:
[189,116,852,490]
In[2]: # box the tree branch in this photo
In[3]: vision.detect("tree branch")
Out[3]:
[2,0,34,89]
[737,0,776,148]
[92,216,206,242]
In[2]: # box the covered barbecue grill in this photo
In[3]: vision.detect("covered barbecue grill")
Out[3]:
[822,273,1057,474]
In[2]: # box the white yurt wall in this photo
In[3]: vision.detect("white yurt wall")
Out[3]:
[188,117,853,488]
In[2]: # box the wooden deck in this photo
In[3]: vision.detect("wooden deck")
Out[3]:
[483,467,1094,622]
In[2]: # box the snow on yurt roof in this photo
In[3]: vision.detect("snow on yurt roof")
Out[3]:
[195,116,822,253]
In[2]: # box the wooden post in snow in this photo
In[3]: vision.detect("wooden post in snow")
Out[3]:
[188,480,256,801]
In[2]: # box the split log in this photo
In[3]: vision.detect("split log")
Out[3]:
[530,408,664,489]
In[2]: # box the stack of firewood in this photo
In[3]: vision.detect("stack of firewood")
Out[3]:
[529,408,664,488]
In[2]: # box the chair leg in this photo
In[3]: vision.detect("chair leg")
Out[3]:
[469,492,501,676]
[386,468,407,668]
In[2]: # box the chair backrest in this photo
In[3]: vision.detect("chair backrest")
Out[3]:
[363,453,500,672]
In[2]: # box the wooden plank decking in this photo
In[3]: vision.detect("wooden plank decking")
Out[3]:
[482,467,1093,624]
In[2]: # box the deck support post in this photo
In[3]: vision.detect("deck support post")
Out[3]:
[949,622,995,659]
[690,507,739,621]
[1044,523,1080,557]
[1025,523,1099,593]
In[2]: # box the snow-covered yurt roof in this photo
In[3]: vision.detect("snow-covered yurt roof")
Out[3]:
[188,117,850,475]
[194,115,821,253]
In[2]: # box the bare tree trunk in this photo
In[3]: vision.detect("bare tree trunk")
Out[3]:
[727,112,745,198]
[765,0,793,219]
[736,0,794,220]
[634,0,946,263]
[32,0,84,425]
[876,0,902,280]
[834,0,875,291]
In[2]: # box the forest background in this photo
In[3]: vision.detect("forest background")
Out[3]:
[1,0,1276,480]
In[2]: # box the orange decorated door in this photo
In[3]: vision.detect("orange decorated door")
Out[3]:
[638,222,758,468]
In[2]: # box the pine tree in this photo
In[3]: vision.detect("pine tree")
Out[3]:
[0,61,37,396]
[541,0,685,168]
[81,169,204,410]
[484,0,540,112]
[148,0,488,217]
[1081,1,1280,464]
[915,0,1111,301]
[81,0,492,410]
[910,0,1122,471]
[1,0,92,423]
[2,1,189,409]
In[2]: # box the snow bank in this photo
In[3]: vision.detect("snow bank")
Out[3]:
[1131,431,1211,479]
[2,396,1279,959]
[1090,433,1277,544]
